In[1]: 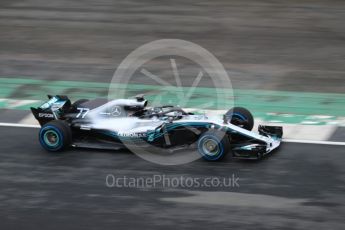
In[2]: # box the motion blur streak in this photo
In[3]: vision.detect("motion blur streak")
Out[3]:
[1,0,345,93]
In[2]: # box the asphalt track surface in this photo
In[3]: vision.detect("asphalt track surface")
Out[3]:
[1,126,345,229]
[1,0,345,93]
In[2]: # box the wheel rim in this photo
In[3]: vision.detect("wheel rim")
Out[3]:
[43,130,60,147]
[202,139,220,156]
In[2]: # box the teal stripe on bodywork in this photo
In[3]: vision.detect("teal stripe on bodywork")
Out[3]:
[149,122,213,140]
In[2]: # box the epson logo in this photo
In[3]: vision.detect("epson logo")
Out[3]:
[39,113,54,118]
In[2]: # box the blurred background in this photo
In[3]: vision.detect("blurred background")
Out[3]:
[1,0,345,229]
[1,0,345,92]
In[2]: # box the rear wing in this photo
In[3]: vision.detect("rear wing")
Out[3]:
[31,95,71,126]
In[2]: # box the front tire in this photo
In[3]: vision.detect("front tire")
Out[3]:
[197,130,230,161]
[224,107,254,131]
[39,120,72,152]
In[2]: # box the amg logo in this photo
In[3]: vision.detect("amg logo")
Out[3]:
[39,113,54,118]
[117,132,147,138]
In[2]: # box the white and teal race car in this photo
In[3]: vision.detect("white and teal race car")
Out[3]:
[31,95,283,161]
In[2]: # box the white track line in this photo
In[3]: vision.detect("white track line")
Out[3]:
[0,122,40,128]
[0,122,344,146]
[283,139,345,146]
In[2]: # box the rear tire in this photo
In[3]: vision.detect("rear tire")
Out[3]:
[224,107,254,131]
[197,130,230,161]
[39,120,72,152]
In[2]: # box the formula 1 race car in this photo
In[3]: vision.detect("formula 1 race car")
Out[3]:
[31,95,283,161]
